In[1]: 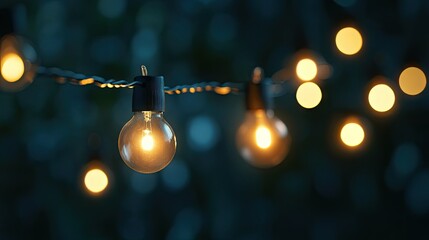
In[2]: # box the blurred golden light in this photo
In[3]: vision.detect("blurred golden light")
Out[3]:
[214,87,231,95]
[368,84,395,112]
[255,126,272,149]
[335,27,363,55]
[1,53,25,82]
[84,168,109,194]
[399,67,426,95]
[340,122,365,147]
[296,58,318,81]
[296,82,322,109]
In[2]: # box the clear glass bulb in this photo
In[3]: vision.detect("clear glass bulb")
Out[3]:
[0,34,37,92]
[236,110,291,168]
[118,111,176,173]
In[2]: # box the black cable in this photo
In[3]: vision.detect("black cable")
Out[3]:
[36,66,290,96]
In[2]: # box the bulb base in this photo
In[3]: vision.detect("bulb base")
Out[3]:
[245,78,273,110]
[132,75,165,112]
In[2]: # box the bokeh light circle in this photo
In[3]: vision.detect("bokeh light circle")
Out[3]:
[84,168,109,194]
[335,27,363,55]
[188,115,219,151]
[296,58,318,81]
[399,67,426,95]
[368,84,395,112]
[296,82,322,109]
[340,122,365,147]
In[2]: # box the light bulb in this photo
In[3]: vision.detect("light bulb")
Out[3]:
[119,111,176,173]
[236,67,291,168]
[118,66,176,174]
[237,110,290,168]
[0,34,37,91]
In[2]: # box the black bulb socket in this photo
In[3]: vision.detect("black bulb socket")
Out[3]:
[245,78,273,110]
[132,75,165,112]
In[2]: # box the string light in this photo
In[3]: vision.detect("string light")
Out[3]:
[1,21,423,175]
[335,27,363,55]
[0,35,36,91]
[399,67,427,96]
[118,66,177,174]
[368,82,396,113]
[236,68,291,168]
[296,82,322,109]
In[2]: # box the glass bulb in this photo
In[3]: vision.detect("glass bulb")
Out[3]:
[0,34,37,92]
[236,110,291,168]
[118,111,176,173]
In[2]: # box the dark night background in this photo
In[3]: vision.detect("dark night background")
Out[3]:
[1,0,429,239]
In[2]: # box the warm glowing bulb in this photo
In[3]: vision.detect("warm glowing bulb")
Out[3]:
[118,111,176,173]
[1,53,25,82]
[296,82,322,109]
[368,84,395,112]
[335,27,363,55]
[399,67,426,95]
[255,126,272,149]
[296,58,318,81]
[237,110,291,168]
[84,168,109,194]
[340,122,365,147]
[0,34,37,92]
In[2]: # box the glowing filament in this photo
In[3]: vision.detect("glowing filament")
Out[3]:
[1,53,25,82]
[255,126,272,149]
[141,130,154,151]
[84,169,109,194]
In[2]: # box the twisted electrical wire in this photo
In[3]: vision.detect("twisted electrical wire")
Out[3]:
[36,66,290,97]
